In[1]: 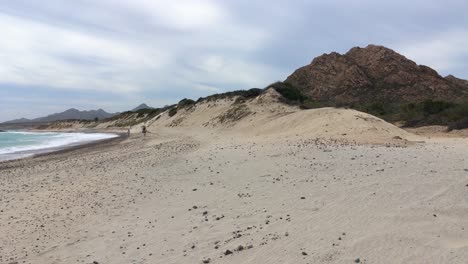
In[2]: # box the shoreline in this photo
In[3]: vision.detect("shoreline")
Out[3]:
[0,131,126,165]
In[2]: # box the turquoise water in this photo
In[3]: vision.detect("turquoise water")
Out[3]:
[0,131,118,161]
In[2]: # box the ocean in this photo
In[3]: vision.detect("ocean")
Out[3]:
[0,131,118,161]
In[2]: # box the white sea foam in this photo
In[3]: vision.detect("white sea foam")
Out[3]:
[0,132,118,160]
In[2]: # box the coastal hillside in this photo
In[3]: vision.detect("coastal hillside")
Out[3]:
[45,88,415,145]
[285,44,468,105]
[37,44,468,134]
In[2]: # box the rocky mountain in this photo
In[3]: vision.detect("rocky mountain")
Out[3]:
[3,108,116,124]
[445,75,468,88]
[285,44,468,105]
[131,103,153,111]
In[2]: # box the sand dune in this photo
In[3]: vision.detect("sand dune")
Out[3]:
[139,89,417,145]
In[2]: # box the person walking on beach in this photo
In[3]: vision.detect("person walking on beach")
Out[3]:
[142,125,147,137]
[127,128,131,137]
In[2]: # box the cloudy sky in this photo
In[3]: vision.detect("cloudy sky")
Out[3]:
[1,0,467,121]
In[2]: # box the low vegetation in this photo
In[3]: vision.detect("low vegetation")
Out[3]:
[217,105,251,124]
[270,81,468,130]
[107,105,174,127]
[353,100,468,129]
[196,88,263,103]
[269,82,322,109]
[168,107,178,117]
[178,98,196,108]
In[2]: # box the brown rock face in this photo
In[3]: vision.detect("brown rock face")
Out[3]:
[285,44,468,105]
[445,74,468,88]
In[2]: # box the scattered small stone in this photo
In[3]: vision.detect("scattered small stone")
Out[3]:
[302,251,308,256]
[354,258,361,263]
[202,258,211,263]
[300,197,306,199]
[224,249,233,255]
[237,245,244,251]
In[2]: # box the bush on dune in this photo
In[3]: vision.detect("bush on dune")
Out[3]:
[269,82,321,109]
[178,98,196,108]
[448,118,468,131]
[196,88,263,103]
[168,107,177,117]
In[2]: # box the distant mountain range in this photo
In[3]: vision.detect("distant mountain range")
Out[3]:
[131,103,153,111]
[3,103,155,124]
[3,108,117,124]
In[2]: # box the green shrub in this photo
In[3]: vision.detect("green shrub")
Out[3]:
[234,96,246,104]
[178,98,196,108]
[442,102,468,121]
[168,107,177,117]
[270,82,307,103]
[300,99,322,109]
[136,108,161,118]
[422,100,454,115]
[197,88,263,103]
[448,118,468,131]
[218,105,251,123]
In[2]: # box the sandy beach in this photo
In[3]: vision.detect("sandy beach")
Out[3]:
[1,123,468,264]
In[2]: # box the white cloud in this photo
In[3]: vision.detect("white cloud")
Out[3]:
[183,54,281,89]
[0,0,272,98]
[119,0,226,30]
[192,84,222,93]
[0,13,171,93]
[196,55,226,72]
[396,30,468,73]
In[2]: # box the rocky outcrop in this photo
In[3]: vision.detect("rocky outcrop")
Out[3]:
[445,74,468,88]
[285,44,468,105]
